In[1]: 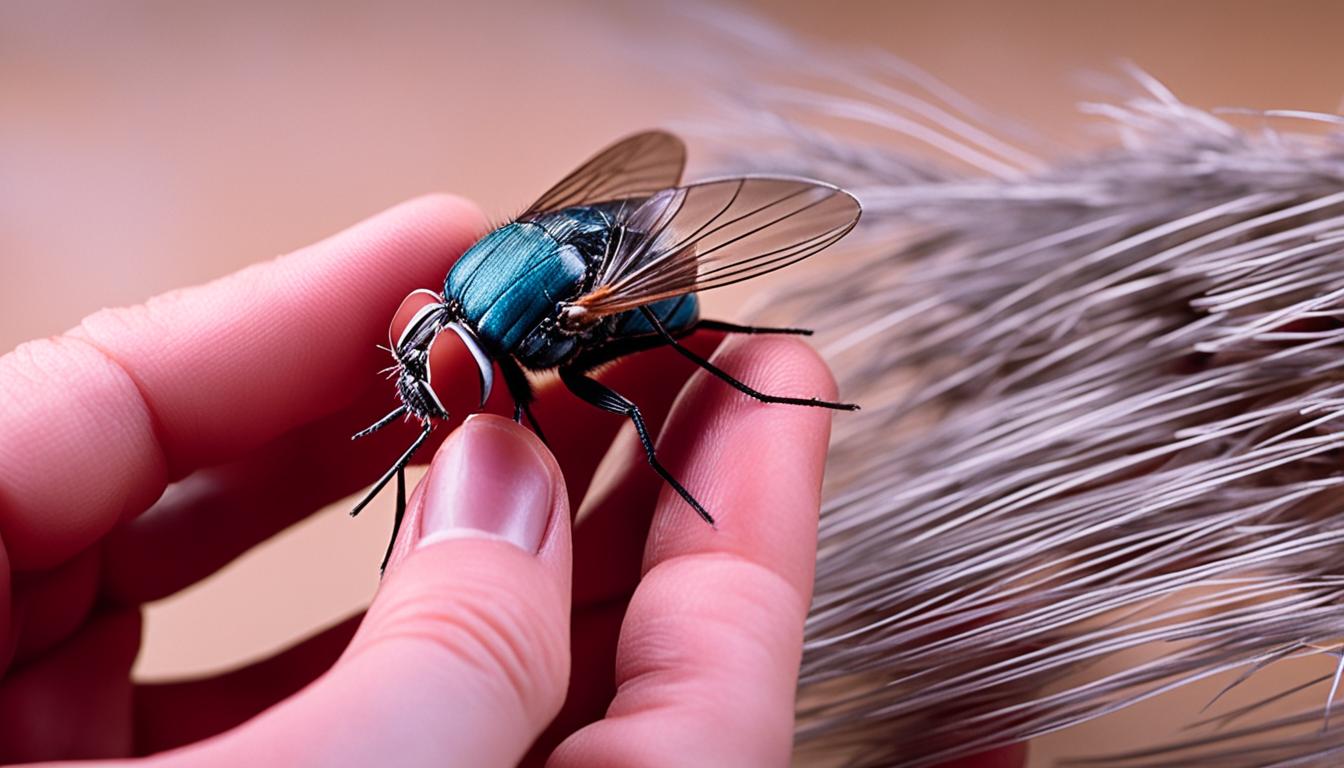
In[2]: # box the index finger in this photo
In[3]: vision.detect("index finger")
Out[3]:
[0,194,484,570]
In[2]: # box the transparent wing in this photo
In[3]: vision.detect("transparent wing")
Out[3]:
[569,177,861,317]
[521,130,686,216]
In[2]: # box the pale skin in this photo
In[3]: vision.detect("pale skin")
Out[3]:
[0,195,1025,767]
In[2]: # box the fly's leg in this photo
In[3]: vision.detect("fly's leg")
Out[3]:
[695,319,813,336]
[351,422,432,517]
[353,405,409,440]
[496,355,548,444]
[559,367,715,527]
[379,467,406,575]
[642,308,859,411]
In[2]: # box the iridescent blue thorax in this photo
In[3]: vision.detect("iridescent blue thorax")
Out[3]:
[445,204,698,370]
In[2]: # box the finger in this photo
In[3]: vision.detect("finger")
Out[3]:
[531,333,822,758]
[550,335,836,768]
[133,614,361,755]
[160,416,571,768]
[9,546,100,666]
[526,362,721,758]
[127,332,699,743]
[101,318,532,604]
[99,381,447,605]
[0,194,486,571]
[522,422,687,762]
[0,609,140,764]
[101,334,720,604]
[522,600,626,767]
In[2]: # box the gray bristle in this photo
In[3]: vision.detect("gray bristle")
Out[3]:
[680,11,1344,768]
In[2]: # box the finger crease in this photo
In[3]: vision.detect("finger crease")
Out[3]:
[63,334,174,486]
[643,550,811,617]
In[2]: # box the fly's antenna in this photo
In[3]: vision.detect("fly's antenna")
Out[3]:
[352,405,408,441]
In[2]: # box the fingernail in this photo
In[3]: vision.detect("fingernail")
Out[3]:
[419,414,556,554]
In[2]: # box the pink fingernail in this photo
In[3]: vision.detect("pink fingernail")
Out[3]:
[418,414,555,554]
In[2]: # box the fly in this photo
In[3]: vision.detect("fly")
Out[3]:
[351,131,861,570]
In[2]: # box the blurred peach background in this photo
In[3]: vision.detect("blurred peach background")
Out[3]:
[7,1,1344,764]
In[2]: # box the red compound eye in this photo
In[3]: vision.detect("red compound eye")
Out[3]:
[426,324,491,417]
[388,289,443,350]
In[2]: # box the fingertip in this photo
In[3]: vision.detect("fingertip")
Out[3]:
[378,414,571,584]
[711,333,842,406]
[415,414,569,561]
[364,193,489,277]
[399,192,489,233]
[265,191,488,346]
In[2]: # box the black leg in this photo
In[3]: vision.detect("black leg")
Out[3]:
[352,404,408,440]
[523,407,547,444]
[563,317,808,373]
[696,319,813,336]
[496,355,547,444]
[639,308,859,411]
[379,466,407,575]
[351,423,432,517]
[559,366,715,527]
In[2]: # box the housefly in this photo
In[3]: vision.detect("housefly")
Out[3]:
[352,131,861,569]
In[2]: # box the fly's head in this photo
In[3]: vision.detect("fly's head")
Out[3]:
[386,289,494,424]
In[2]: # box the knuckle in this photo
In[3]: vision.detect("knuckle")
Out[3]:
[76,293,190,349]
[0,333,166,568]
[621,553,807,681]
[1,333,138,423]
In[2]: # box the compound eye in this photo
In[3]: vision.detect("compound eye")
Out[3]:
[426,323,494,414]
[389,289,444,351]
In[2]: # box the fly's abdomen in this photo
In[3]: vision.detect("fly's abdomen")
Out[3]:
[611,293,700,338]
[445,222,586,353]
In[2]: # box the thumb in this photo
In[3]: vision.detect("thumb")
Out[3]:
[176,415,572,768]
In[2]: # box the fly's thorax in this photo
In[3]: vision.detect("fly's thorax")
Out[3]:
[446,224,583,350]
[513,310,615,370]
[442,204,634,371]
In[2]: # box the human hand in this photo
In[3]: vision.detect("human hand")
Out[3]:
[0,194,853,767]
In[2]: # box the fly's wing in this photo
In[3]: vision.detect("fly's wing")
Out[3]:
[521,131,686,216]
[568,177,861,318]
